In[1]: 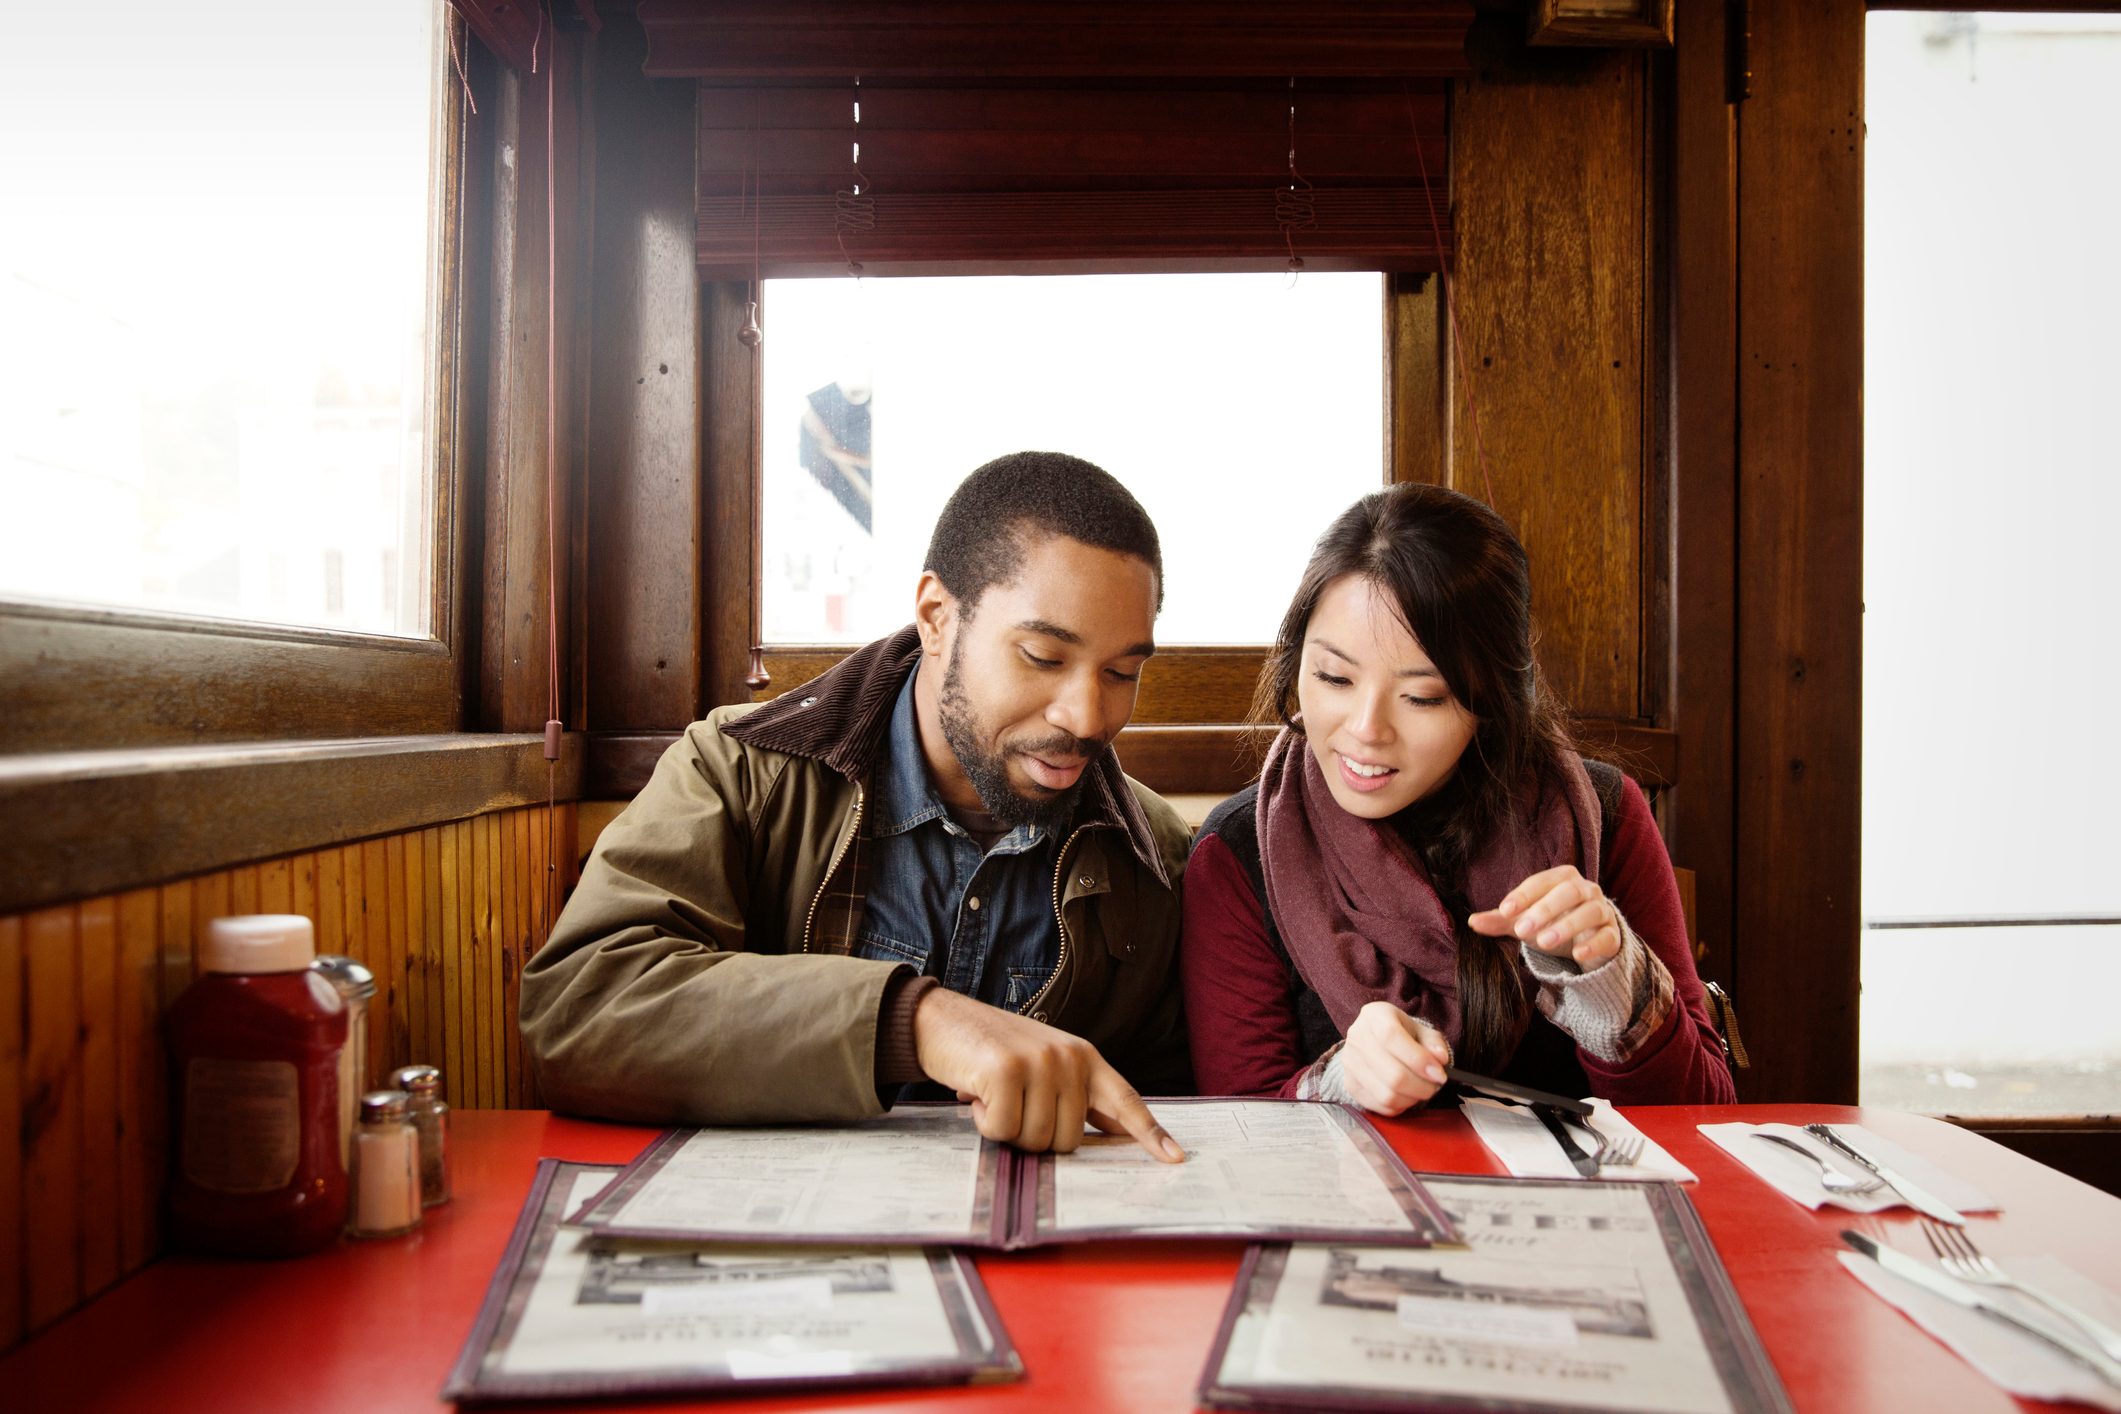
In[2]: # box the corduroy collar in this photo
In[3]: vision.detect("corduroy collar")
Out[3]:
[720,625,1171,888]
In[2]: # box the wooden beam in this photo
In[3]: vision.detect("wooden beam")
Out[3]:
[637,1,1477,81]
[585,720,1674,802]
[1666,0,1741,991]
[585,11,708,733]
[1730,0,1865,1103]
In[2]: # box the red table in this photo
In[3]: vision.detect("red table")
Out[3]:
[6,1106,2117,1412]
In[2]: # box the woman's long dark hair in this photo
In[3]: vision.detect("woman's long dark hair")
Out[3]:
[1250,483,1576,1070]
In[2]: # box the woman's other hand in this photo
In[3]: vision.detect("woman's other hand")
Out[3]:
[1339,1002,1454,1115]
[1469,865,1622,968]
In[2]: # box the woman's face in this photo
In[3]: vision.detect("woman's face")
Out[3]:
[1295,574,1479,820]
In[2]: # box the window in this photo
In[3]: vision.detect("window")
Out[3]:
[0,0,445,638]
[759,272,1388,647]
[1861,11,2121,1116]
[0,1,469,752]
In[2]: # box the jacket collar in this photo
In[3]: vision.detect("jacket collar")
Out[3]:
[721,625,1171,888]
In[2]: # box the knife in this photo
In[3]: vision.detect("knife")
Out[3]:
[1806,1124,1968,1226]
[1445,1066,1593,1118]
[1840,1231,2121,1388]
[1534,1104,1602,1177]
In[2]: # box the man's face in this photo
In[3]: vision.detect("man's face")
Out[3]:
[921,534,1158,830]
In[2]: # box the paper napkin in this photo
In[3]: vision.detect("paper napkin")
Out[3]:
[1700,1122,1999,1215]
[1461,1097,1697,1182]
[1840,1249,2121,1410]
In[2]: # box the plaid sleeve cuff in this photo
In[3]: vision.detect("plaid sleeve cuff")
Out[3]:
[1523,913,1675,1065]
[1294,1040,1354,1104]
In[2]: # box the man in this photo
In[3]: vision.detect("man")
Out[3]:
[522,452,1191,1161]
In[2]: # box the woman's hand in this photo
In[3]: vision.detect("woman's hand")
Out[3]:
[1339,1002,1454,1116]
[1469,865,1621,968]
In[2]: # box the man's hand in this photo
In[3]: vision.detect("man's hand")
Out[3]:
[1339,1002,1453,1116]
[1468,865,1623,969]
[911,987,1185,1162]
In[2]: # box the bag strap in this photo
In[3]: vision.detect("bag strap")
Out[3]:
[1704,980,1751,1070]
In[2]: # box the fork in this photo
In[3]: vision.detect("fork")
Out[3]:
[1573,1115,1645,1169]
[1593,1130,1646,1168]
[1923,1219,2121,1362]
[1751,1132,1885,1194]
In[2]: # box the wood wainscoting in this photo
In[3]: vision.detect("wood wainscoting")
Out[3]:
[0,802,579,1349]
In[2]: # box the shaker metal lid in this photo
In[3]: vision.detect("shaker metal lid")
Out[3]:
[311,954,378,999]
[390,1064,443,1095]
[360,1089,411,1123]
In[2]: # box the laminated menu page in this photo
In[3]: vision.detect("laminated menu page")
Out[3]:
[1198,1175,1793,1414]
[568,1099,1457,1249]
[443,1161,1022,1403]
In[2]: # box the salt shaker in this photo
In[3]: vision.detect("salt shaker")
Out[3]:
[390,1064,452,1207]
[350,1090,423,1239]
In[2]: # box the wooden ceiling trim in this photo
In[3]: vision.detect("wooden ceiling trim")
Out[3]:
[637,2,1476,82]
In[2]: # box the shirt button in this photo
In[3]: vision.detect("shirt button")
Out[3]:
[966,897,981,912]
[1032,1011,1049,1023]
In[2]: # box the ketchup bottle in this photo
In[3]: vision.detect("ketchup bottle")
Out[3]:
[167,915,350,1256]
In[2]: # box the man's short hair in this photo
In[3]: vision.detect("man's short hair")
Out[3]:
[923,451,1165,616]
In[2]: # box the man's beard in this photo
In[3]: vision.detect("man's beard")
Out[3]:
[937,639,1100,832]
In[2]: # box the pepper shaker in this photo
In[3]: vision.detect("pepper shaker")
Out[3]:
[390,1064,452,1208]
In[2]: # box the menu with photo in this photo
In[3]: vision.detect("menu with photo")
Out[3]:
[1199,1176,1792,1414]
[570,1100,1456,1250]
[443,1162,1022,1403]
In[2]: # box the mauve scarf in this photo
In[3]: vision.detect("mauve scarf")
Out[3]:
[1255,726,1603,1054]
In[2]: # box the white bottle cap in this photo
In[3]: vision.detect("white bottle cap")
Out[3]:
[202,914,317,975]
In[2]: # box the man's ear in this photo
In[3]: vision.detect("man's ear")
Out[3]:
[913,570,955,657]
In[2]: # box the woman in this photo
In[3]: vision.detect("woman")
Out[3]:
[1184,484,1734,1112]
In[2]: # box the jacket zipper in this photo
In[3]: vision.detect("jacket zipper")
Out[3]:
[799,787,866,955]
[1023,823,1092,1018]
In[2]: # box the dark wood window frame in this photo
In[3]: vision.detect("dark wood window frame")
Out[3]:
[0,11,585,915]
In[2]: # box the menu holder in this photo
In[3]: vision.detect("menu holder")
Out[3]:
[443,1161,1022,1404]
[1198,1175,1793,1414]
[569,1098,1458,1250]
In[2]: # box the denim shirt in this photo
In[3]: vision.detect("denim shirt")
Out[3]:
[853,671,1062,1013]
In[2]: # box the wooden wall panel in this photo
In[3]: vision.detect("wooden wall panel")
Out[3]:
[22,908,81,1331]
[0,916,23,1349]
[75,900,119,1303]
[0,803,576,1352]
[113,890,162,1276]
[1447,26,1651,722]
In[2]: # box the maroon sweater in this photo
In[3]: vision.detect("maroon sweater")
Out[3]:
[1182,771,1735,1105]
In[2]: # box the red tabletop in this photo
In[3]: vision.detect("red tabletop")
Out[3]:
[5,1105,2116,1412]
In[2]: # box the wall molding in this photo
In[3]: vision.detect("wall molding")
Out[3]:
[0,734,584,915]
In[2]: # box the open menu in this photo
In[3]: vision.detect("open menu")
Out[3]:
[1198,1175,1792,1414]
[443,1161,1022,1403]
[567,1099,1457,1250]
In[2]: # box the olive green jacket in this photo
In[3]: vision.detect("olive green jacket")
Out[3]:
[520,629,1193,1125]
